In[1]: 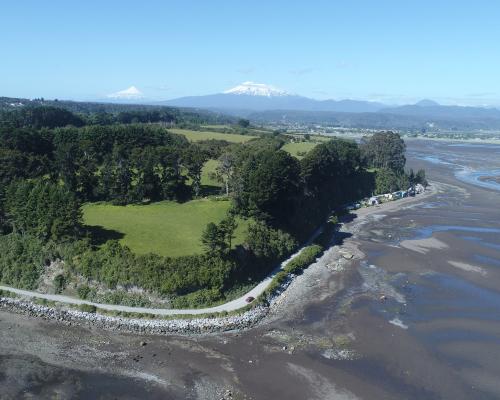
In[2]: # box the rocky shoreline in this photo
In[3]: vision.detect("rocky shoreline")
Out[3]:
[0,296,270,335]
[0,273,300,334]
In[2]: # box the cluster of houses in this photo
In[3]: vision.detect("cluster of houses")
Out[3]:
[345,183,426,210]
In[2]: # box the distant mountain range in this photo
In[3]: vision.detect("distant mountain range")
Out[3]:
[160,82,385,114]
[379,103,500,119]
[246,109,500,130]
[4,81,500,130]
[160,82,500,127]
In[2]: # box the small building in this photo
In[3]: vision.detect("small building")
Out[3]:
[368,196,379,206]
[415,184,425,194]
[345,202,361,211]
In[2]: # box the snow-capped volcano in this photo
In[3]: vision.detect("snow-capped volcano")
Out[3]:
[107,86,144,100]
[161,83,385,114]
[224,81,290,97]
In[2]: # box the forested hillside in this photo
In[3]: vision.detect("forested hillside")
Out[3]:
[0,97,235,126]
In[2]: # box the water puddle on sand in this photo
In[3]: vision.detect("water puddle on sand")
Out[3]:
[397,224,500,254]
[419,328,499,343]
[474,255,500,268]
[411,142,500,192]
[412,225,500,240]
[447,143,500,149]
[455,168,500,192]
[400,273,500,323]
[358,267,500,334]
[411,153,458,167]
[461,235,500,251]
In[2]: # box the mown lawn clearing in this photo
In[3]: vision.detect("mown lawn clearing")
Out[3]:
[281,141,319,159]
[82,199,248,257]
[169,128,257,143]
[201,159,222,188]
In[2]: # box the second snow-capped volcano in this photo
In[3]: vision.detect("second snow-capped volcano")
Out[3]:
[223,81,290,97]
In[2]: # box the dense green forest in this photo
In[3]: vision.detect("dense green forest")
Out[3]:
[0,105,425,308]
[0,96,235,126]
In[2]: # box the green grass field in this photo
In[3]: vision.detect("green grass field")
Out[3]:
[281,141,319,159]
[201,159,222,187]
[82,199,248,257]
[169,128,257,143]
[199,124,230,129]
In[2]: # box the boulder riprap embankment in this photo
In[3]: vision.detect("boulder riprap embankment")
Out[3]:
[0,297,269,335]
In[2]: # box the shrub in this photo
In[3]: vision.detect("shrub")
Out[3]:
[53,274,67,294]
[79,303,97,313]
[171,288,223,309]
[283,245,323,275]
[245,221,297,260]
[260,270,288,299]
[0,289,18,298]
[68,241,236,298]
[98,290,152,308]
[259,244,323,303]
[77,284,91,300]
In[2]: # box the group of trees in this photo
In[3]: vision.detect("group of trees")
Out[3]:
[361,131,406,172]
[208,137,371,237]
[234,148,301,224]
[361,131,427,194]
[0,103,235,128]
[201,215,238,255]
[0,106,86,129]
[5,180,81,241]
[0,122,226,207]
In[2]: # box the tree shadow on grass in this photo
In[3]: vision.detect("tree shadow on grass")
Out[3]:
[200,184,224,196]
[84,225,125,246]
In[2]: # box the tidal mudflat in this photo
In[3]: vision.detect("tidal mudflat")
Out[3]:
[2,139,500,399]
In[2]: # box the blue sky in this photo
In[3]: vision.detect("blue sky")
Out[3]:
[1,1,499,105]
